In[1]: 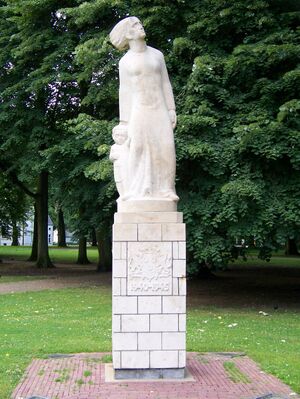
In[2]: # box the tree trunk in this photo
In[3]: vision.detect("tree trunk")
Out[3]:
[77,236,90,264]
[196,263,217,279]
[91,228,97,247]
[57,207,67,247]
[96,229,112,272]
[286,238,299,256]
[11,222,19,246]
[28,203,38,261]
[36,171,54,268]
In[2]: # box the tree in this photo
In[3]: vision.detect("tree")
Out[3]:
[60,0,299,274]
[57,207,67,247]
[2,0,298,274]
[47,1,124,268]
[46,113,115,268]
[172,0,300,271]
[27,204,38,261]
[286,239,299,256]
[49,198,67,247]
[0,173,29,246]
[0,0,80,267]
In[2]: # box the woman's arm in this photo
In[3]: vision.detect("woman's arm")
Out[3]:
[160,53,177,128]
[119,58,131,127]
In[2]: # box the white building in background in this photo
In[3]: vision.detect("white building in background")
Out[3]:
[0,215,54,246]
[52,229,77,245]
[21,218,34,245]
[47,216,54,246]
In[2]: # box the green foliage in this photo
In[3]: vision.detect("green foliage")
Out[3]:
[1,0,299,271]
[46,113,116,238]
[0,0,80,170]
[171,0,300,271]
[0,174,29,237]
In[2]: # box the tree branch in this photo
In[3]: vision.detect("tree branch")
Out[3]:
[10,173,38,199]
[0,162,37,198]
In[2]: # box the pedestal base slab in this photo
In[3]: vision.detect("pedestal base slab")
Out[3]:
[114,367,185,380]
[117,199,177,212]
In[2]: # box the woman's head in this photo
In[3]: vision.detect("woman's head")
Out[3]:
[109,17,145,51]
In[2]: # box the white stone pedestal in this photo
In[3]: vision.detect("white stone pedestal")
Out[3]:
[112,210,186,379]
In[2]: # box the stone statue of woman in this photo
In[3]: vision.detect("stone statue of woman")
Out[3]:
[109,17,178,206]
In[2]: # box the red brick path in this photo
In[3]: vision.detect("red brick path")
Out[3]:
[12,352,298,399]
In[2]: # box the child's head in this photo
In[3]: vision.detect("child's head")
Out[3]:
[112,126,127,145]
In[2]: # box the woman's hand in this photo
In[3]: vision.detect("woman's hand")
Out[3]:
[169,109,177,129]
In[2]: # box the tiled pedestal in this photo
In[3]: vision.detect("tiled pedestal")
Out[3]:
[112,211,186,379]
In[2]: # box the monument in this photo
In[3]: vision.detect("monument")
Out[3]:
[110,16,186,379]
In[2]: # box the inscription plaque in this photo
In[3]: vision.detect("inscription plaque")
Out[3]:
[127,242,172,295]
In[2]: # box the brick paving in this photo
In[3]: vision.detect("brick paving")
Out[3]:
[12,352,298,399]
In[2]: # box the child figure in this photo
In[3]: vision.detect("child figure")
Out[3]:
[109,125,129,198]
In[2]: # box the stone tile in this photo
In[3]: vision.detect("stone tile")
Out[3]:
[162,223,185,241]
[150,350,178,368]
[173,259,186,277]
[112,278,121,296]
[173,278,179,295]
[172,242,179,259]
[138,296,161,314]
[113,296,137,314]
[120,278,127,295]
[112,315,121,333]
[138,223,162,241]
[113,351,120,368]
[179,314,186,332]
[113,259,127,278]
[163,296,186,314]
[122,315,149,332]
[150,314,178,332]
[122,351,149,368]
[114,212,183,224]
[179,350,186,368]
[178,242,186,259]
[138,332,161,350]
[121,242,127,259]
[113,333,137,350]
[113,242,121,259]
[179,277,186,295]
[162,332,185,350]
[113,223,137,241]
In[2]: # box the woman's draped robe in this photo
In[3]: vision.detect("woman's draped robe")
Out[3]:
[118,46,177,200]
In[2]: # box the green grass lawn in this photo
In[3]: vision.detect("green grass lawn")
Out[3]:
[1,245,299,267]
[0,287,299,399]
[188,307,300,392]
[0,245,98,263]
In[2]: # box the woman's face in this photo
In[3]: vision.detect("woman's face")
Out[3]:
[126,18,146,41]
